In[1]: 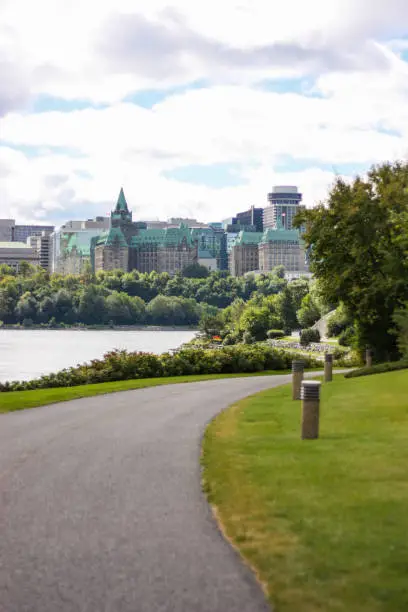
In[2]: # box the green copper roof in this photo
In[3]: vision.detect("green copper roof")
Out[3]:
[115,187,129,213]
[130,226,195,248]
[64,233,93,256]
[105,226,128,247]
[261,228,301,243]
[234,231,263,246]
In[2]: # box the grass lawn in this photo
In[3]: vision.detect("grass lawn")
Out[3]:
[202,370,408,612]
[0,369,292,414]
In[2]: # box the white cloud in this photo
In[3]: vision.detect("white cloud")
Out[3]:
[0,0,408,225]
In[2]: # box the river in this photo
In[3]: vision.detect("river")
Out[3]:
[0,329,197,383]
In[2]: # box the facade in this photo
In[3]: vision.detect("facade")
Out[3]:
[0,219,55,243]
[263,186,303,230]
[51,217,110,273]
[93,189,198,274]
[236,206,264,233]
[230,232,263,277]
[230,228,307,276]
[259,229,306,273]
[0,242,39,270]
[27,231,52,271]
[0,220,14,242]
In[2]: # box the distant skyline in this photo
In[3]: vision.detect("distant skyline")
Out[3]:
[1,0,407,225]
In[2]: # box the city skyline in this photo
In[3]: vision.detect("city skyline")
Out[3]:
[1,1,407,225]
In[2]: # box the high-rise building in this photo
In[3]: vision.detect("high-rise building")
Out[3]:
[263,186,303,230]
[51,216,110,273]
[27,231,53,271]
[235,206,264,233]
[259,229,306,273]
[0,220,15,242]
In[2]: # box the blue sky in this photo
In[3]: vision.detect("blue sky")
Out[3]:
[0,0,407,224]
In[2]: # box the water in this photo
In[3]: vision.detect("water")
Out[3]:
[0,329,197,383]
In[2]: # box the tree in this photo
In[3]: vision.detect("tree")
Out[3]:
[295,162,408,359]
[239,306,271,341]
[15,292,38,322]
[182,263,209,278]
[297,294,320,329]
[275,288,298,333]
[78,287,105,324]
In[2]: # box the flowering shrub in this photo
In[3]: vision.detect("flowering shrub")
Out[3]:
[0,344,325,392]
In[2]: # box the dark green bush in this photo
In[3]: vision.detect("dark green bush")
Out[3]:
[338,326,355,347]
[344,360,408,378]
[300,328,321,346]
[267,329,285,339]
[0,345,323,392]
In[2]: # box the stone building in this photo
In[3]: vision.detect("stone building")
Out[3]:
[229,231,263,276]
[93,189,198,274]
[230,228,307,276]
[259,228,306,273]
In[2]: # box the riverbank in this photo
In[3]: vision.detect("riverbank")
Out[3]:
[0,324,197,332]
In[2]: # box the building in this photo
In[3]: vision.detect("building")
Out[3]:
[263,186,303,230]
[93,189,198,274]
[51,216,110,273]
[259,228,306,273]
[0,219,55,243]
[229,232,263,277]
[27,231,52,271]
[0,242,39,271]
[0,220,15,242]
[235,206,264,233]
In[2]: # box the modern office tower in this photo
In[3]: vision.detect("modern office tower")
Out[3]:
[263,186,303,230]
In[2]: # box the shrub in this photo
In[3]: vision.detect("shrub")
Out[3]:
[242,331,255,344]
[300,328,321,346]
[344,360,408,378]
[338,326,355,347]
[327,307,350,338]
[267,329,285,339]
[0,344,324,392]
[22,318,34,328]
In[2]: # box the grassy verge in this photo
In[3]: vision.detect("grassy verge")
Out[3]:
[0,369,291,414]
[202,370,408,611]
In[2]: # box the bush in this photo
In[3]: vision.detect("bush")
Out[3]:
[242,331,255,344]
[300,328,321,346]
[327,307,350,338]
[338,326,355,347]
[344,360,408,378]
[22,318,34,328]
[0,344,323,392]
[267,329,285,339]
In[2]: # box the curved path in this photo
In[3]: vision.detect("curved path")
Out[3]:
[0,375,297,612]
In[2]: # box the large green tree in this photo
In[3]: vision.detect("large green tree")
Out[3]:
[295,162,408,359]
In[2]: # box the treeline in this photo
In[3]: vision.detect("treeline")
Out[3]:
[0,263,312,327]
[200,281,326,343]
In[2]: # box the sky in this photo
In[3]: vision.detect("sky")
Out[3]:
[0,0,407,226]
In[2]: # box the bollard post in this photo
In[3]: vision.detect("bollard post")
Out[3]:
[301,381,321,439]
[365,348,373,368]
[324,353,333,382]
[292,360,304,400]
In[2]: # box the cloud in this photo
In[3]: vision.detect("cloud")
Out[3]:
[96,11,390,83]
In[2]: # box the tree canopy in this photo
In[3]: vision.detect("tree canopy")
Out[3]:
[295,161,408,359]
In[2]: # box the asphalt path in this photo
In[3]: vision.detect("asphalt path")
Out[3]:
[0,374,301,612]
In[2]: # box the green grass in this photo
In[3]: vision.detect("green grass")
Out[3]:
[0,370,291,414]
[202,370,408,612]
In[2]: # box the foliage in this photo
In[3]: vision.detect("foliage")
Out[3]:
[393,303,408,359]
[344,359,408,378]
[300,328,321,346]
[0,265,301,328]
[338,326,355,347]
[295,161,408,359]
[326,304,351,338]
[182,263,209,278]
[297,293,321,329]
[0,345,322,392]
[267,329,285,339]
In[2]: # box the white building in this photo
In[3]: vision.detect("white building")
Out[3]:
[263,186,303,231]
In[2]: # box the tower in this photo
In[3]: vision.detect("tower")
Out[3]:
[111,187,132,226]
[263,186,302,231]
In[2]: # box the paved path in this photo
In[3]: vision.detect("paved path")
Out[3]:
[0,375,296,612]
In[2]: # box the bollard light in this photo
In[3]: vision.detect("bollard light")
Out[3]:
[324,353,333,382]
[292,360,304,400]
[301,380,321,440]
[365,348,373,368]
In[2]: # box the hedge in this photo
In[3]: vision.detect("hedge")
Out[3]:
[0,345,323,392]
[344,360,408,378]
